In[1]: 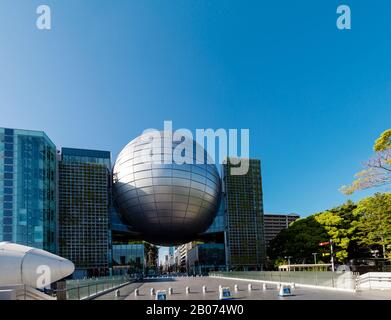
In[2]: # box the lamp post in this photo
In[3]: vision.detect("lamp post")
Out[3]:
[312,253,318,268]
[330,239,335,272]
[312,253,319,285]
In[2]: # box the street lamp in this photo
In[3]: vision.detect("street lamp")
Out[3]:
[312,253,318,264]
[312,253,318,271]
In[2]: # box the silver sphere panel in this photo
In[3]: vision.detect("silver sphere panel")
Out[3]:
[113,132,221,245]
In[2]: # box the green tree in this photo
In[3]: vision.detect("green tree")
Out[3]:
[341,129,391,195]
[314,201,359,262]
[268,201,362,265]
[268,215,329,263]
[352,193,391,259]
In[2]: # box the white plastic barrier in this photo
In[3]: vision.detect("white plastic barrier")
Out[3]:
[358,272,391,290]
[155,290,167,300]
[219,287,231,300]
[279,285,293,297]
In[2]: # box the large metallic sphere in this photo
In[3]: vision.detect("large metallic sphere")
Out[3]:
[113,131,221,245]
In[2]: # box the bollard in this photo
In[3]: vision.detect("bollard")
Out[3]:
[262,283,267,291]
[248,283,252,291]
[218,284,222,291]
[234,284,238,291]
[185,286,190,294]
[150,288,155,296]
[168,287,173,295]
[134,288,139,297]
[290,283,296,289]
[115,289,120,297]
[202,285,207,294]
[277,283,281,289]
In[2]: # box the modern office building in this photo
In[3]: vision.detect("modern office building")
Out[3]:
[58,148,111,278]
[186,197,227,273]
[0,128,57,252]
[112,243,145,275]
[222,158,266,270]
[178,243,191,272]
[180,158,267,273]
[187,243,226,274]
[264,213,300,248]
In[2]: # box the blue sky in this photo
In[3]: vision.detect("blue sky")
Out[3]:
[1,0,390,222]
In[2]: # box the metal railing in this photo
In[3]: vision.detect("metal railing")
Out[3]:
[210,271,358,290]
[56,275,133,300]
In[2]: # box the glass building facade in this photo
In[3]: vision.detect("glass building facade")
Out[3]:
[203,196,225,234]
[112,243,145,275]
[187,243,226,274]
[222,158,266,270]
[0,128,57,252]
[58,148,111,278]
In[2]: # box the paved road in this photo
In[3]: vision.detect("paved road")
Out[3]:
[116,276,391,300]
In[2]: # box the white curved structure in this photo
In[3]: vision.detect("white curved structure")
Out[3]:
[0,242,74,289]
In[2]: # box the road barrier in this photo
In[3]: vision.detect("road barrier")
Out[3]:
[210,271,357,292]
[219,287,232,300]
[279,285,293,297]
[155,290,167,300]
[357,272,391,290]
